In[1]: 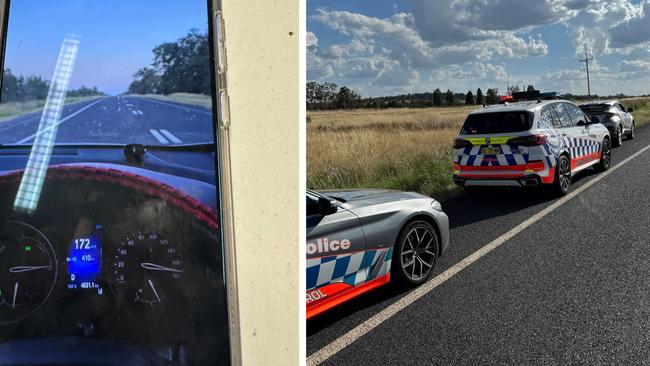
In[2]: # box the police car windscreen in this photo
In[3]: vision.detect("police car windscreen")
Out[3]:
[579,104,610,115]
[460,112,533,135]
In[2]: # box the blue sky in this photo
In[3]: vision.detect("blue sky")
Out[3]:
[4,0,209,95]
[307,0,650,97]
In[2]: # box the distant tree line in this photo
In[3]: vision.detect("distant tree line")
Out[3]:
[306,81,649,111]
[128,29,211,95]
[307,81,503,110]
[306,81,362,110]
[1,69,104,103]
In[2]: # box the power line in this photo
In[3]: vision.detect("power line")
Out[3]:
[578,52,594,97]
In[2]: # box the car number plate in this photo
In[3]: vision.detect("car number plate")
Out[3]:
[480,146,501,155]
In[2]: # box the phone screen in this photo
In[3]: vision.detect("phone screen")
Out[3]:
[0,1,230,364]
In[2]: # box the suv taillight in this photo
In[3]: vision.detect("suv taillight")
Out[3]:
[453,138,472,149]
[508,134,547,146]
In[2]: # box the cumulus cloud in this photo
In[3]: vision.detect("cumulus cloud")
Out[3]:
[609,1,650,49]
[620,59,650,72]
[307,0,650,96]
[567,0,640,56]
[308,6,550,92]
[306,31,318,51]
[617,59,650,80]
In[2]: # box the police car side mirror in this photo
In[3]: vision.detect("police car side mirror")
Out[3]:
[628,107,634,113]
[589,116,600,124]
[577,120,586,126]
[318,197,338,216]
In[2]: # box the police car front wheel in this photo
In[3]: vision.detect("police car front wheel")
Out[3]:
[393,221,438,287]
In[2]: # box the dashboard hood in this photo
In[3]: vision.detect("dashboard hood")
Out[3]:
[0,162,218,210]
[319,189,430,209]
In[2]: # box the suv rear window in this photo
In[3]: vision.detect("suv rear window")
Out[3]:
[579,104,611,115]
[460,112,533,135]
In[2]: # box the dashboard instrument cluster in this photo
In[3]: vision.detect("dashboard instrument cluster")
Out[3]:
[0,165,226,365]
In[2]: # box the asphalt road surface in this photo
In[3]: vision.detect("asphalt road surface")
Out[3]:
[308,124,650,365]
[0,96,213,145]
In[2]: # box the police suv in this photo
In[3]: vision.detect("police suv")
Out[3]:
[453,91,611,195]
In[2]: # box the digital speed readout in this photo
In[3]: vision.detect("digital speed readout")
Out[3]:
[66,224,103,294]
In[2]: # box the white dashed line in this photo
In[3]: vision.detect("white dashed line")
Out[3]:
[307,142,650,366]
[149,129,169,144]
[159,129,182,144]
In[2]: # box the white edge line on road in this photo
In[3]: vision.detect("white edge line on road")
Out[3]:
[307,142,650,366]
[15,97,106,144]
[159,129,182,144]
[149,129,169,144]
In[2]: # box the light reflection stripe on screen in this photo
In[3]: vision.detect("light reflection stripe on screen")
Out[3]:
[13,37,80,214]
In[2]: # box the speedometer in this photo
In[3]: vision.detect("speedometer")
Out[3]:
[110,232,182,305]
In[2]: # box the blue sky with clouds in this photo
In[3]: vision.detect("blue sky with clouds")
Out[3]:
[4,0,209,95]
[308,0,650,97]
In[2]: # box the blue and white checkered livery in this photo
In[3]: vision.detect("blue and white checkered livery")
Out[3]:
[306,248,393,290]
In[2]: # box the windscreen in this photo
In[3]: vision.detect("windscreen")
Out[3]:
[0,1,214,146]
[579,104,611,115]
[460,111,533,135]
[0,1,230,365]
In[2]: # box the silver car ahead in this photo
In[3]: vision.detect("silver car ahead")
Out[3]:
[306,189,449,319]
[579,100,635,147]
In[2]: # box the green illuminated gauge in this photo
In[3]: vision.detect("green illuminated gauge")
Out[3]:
[111,232,182,305]
[0,221,57,325]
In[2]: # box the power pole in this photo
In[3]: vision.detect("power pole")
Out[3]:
[578,52,593,97]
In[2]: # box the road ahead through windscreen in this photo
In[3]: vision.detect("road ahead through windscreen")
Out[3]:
[308,124,650,365]
[0,96,213,145]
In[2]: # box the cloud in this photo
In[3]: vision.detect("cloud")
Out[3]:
[567,0,640,56]
[453,0,573,31]
[306,31,318,51]
[307,1,650,96]
[617,59,650,80]
[609,1,650,49]
[373,66,419,86]
[431,62,509,84]
[308,7,550,92]
[620,59,650,72]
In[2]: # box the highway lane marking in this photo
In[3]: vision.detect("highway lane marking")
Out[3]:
[307,142,650,366]
[159,129,182,144]
[0,101,83,134]
[149,129,169,144]
[14,97,106,144]
[130,96,212,115]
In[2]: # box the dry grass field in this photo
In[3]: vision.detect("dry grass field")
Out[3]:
[622,97,650,124]
[307,106,475,199]
[308,97,650,199]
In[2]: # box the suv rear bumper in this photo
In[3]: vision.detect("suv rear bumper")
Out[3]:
[453,174,547,187]
[453,161,555,187]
